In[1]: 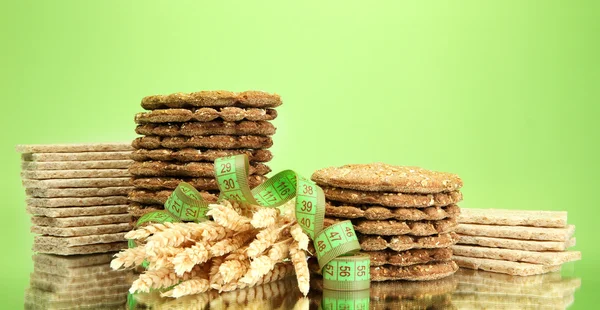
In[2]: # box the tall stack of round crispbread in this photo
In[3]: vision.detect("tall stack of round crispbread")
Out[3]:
[129,90,281,220]
[311,163,463,281]
[17,143,134,255]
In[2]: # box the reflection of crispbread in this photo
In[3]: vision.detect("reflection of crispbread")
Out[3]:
[132,175,266,190]
[367,248,453,266]
[31,223,132,237]
[22,151,132,162]
[370,261,459,281]
[22,169,130,180]
[131,148,273,163]
[312,163,463,193]
[458,234,576,251]
[128,189,219,205]
[140,90,282,109]
[323,187,462,207]
[452,245,581,266]
[358,232,460,251]
[27,205,128,217]
[324,217,457,236]
[454,267,563,285]
[456,224,575,241]
[369,276,458,298]
[136,121,276,136]
[16,143,132,153]
[459,208,568,228]
[454,268,581,293]
[23,177,131,189]
[34,233,126,247]
[25,288,127,308]
[31,214,131,227]
[31,272,128,289]
[133,135,273,150]
[326,203,460,221]
[135,108,278,123]
[453,255,561,276]
[32,241,127,255]
[27,196,129,208]
[129,161,271,177]
[22,160,132,170]
[26,187,133,198]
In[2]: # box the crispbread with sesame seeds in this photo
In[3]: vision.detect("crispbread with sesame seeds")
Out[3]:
[140,90,282,110]
[322,187,462,208]
[135,121,276,136]
[452,245,581,265]
[370,261,459,281]
[456,223,575,241]
[128,189,219,205]
[132,135,273,150]
[130,148,273,163]
[326,203,460,221]
[135,107,278,123]
[453,255,561,276]
[324,217,458,236]
[129,161,271,177]
[358,232,460,252]
[367,248,453,266]
[459,208,568,228]
[16,143,132,153]
[26,187,133,198]
[132,175,266,191]
[458,235,576,252]
[312,163,462,194]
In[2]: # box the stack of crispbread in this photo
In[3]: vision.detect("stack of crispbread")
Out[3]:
[453,208,581,276]
[129,90,281,221]
[25,253,131,309]
[17,143,134,255]
[311,163,463,281]
[452,268,581,309]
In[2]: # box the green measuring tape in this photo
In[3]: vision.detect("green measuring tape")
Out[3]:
[321,289,370,310]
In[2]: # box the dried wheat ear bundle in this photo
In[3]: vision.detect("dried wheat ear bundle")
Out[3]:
[111,200,312,298]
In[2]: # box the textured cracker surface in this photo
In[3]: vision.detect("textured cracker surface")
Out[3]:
[16,143,132,153]
[456,223,575,241]
[34,233,126,247]
[128,189,219,205]
[358,232,459,251]
[129,161,271,177]
[367,248,453,266]
[32,241,128,255]
[131,148,273,163]
[132,135,273,150]
[324,217,458,236]
[135,108,278,123]
[452,244,581,265]
[323,187,462,208]
[459,208,568,228]
[312,163,463,194]
[27,205,129,217]
[31,214,131,227]
[22,151,132,162]
[32,252,114,267]
[140,90,282,109]
[27,196,129,208]
[132,175,266,190]
[22,160,133,170]
[370,261,459,281]
[458,234,576,252]
[326,203,460,221]
[22,177,131,189]
[128,204,162,217]
[369,276,458,298]
[22,169,130,180]
[453,255,561,276]
[26,187,133,198]
[31,223,132,237]
[136,121,276,136]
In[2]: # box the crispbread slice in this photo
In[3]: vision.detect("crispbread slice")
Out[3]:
[32,252,114,268]
[323,187,463,208]
[22,169,130,180]
[324,217,458,236]
[459,208,568,228]
[131,148,273,163]
[22,160,133,170]
[367,248,453,267]
[16,143,132,153]
[34,233,126,247]
[128,203,162,217]
[27,205,129,217]
[132,175,266,191]
[129,161,271,177]
[22,151,131,162]
[136,120,276,136]
[458,234,576,252]
[31,223,132,237]
[452,245,581,265]
[140,90,282,109]
[30,271,129,287]
[132,135,273,150]
[370,261,459,281]
[26,187,133,198]
[33,241,128,255]
[27,196,128,208]
[22,177,131,188]
[129,190,218,205]
[326,203,460,221]
[31,214,131,227]
[358,232,460,252]
[453,255,561,276]
[456,223,575,241]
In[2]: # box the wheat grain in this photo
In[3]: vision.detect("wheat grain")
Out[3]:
[290,224,309,251]
[220,259,251,284]
[289,241,310,296]
[218,262,294,292]
[125,222,173,240]
[210,230,256,257]
[251,207,279,228]
[161,278,210,298]
[172,241,211,276]
[246,223,289,258]
[293,297,310,310]
[207,202,252,232]
[110,247,146,270]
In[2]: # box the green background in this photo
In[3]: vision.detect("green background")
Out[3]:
[1,0,598,308]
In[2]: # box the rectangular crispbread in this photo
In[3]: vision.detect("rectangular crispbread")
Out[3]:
[34,233,126,247]
[23,177,131,189]
[33,241,127,255]
[31,223,132,237]
[458,234,576,252]
[22,160,133,170]
[26,187,133,198]
[27,205,129,217]
[22,169,130,180]
[22,151,131,162]
[452,245,581,265]
[459,208,567,228]
[32,253,115,267]
[456,224,575,241]
[16,143,132,153]
[453,255,561,276]
[27,196,128,208]
[31,214,131,227]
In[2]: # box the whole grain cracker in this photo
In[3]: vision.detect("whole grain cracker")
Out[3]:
[27,205,129,217]
[31,223,133,237]
[32,252,115,267]
[370,261,458,281]
[22,151,132,162]
[132,175,266,191]
[35,233,127,247]
[136,121,276,137]
[458,234,576,252]
[324,217,458,236]
[128,203,162,218]
[132,135,273,150]
[33,241,128,255]
[129,161,271,177]
[452,245,581,266]
[326,203,460,221]
[128,190,218,205]
[22,160,133,170]
[31,214,131,227]
[22,169,130,180]
[312,163,463,194]
[26,187,134,198]
[358,232,459,252]
[27,196,129,208]
[323,187,462,208]
[453,255,561,276]
[22,177,131,189]
[135,108,278,123]
[367,248,453,267]
[140,90,282,110]
[131,148,273,163]
[16,143,132,153]
[459,208,568,228]
[456,223,575,241]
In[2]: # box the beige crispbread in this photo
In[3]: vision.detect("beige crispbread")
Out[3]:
[129,189,219,205]
[324,217,458,236]
[26,196,129,208]
[312,163,463,194]
[140,90,282,109]
[452,245,581,265]
[16,143,132,153]
[326,203,460,221]
[22,177,131,188]
[323,187,463,208]
[26,187,133,198]
[133,175,266,191]
[453,255,561,276]
[358,232,460,251]
[458,235,576,252]
[456,223,575,241]
[135,107,278,123]
[27,205,128,217]
[35,233,126,247]
[31,223,132,237]
[22,160,132,170]
[459,208,568,228]
[31,214,131,227]
[370,261,459,281]
[131,148,273,163]
[22,151,131,162]
[32,252,115,267]
[136,121,276,136]
[129,161,271,177]
[367,248,453,267]
[132,135,273,150]
[22,169,130,180]
[33,241,127,255]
